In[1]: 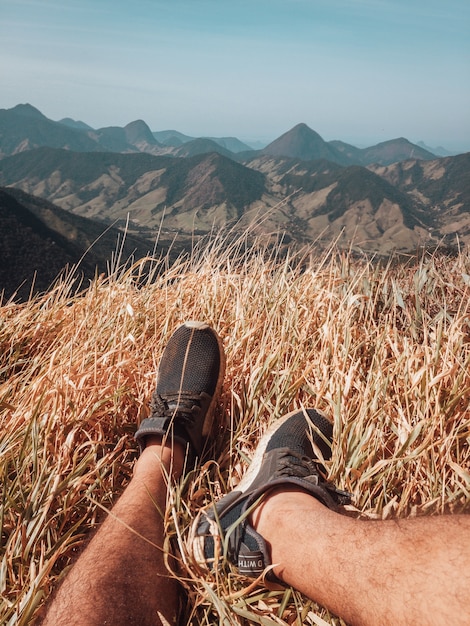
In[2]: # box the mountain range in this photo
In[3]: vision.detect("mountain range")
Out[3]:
[0,103,453,165]
[0,103,469,299]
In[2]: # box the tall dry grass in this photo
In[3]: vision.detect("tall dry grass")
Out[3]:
[1,234,470,625]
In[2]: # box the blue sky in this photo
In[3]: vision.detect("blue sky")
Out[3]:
[1,0,469,151]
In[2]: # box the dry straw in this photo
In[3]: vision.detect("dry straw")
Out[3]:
[1,231,469,625]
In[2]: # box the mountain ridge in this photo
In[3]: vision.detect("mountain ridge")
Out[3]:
[172,138,235,159]
[3,145,466,256]
[59,117,94,131]
[1,104,458,166]
[1,104,468,263]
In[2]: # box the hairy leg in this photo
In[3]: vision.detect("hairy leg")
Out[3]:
[253,491,470,626]
[40,438,183,626]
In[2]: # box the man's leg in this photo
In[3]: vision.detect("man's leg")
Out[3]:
[41,321,225,626]
[41,439,183,626]
[253,490,470,626]
[194,409,470,626]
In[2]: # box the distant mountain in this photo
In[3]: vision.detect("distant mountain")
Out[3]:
[173,138,235,159]
[417,141,454,157]
[0,104,99,156]
[260,124,437,167]
[0,187,155,301]
[317,165,429,229]
[1,105,469,256]
[259,157,432,253]
[88,126,133,152]
[87,120,163,153]
[210,132,453,164]
[261,123,351,165]
[360,138,436,166]
[244,140,268,151]
[0,104,169,157]
[0,104,251,159]
[9,103,47,119]
[153,130,252,153]
[0,148,173,213]
[371,152,470,204]
[0,147,268,233]
[206,137,252,153]
[59,117,94,131]
[153,130,195,145]
[328,140,364,164]
[328,137,437,167]
[124,120,160,147]
[3,145,468,255]
[369,153,470,245]
[1,104,454,167]
[152,152,266,218]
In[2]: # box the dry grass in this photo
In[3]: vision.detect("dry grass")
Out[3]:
[1,233,470,625]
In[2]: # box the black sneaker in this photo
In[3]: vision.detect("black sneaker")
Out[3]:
[135,321,225,463]
[192,408,351,579]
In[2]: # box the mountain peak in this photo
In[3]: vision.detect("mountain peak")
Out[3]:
[59,117,94,131]
[361,137,436,165]
[10,103,47,119]
[291,122,314,132]
[173,137,234,159]
[124,119,158,145]
[262,123,346,163]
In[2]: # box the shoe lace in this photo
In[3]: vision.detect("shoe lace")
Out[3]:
[274,448,325,481]
[151,391,202,427]
[273,448,352,505]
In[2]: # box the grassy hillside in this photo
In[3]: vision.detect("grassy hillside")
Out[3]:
[1,235,470,625]
[0,187,159,301]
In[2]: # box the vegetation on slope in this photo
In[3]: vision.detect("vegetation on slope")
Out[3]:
[0,187,158,302]
[1,234,470,625]
[155,152,266,213]
[0,147,173,189]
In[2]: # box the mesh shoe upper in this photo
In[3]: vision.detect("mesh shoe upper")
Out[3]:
[135,321,225,461]
[192,409,351,579]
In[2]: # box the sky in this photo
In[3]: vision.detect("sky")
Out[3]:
[1,0,469,151]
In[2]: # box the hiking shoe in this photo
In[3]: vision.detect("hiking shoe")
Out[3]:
[135,321,225,463]
[192,408,351,579]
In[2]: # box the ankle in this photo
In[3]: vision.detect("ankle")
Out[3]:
[135,439,185,478]
[250,489,330,580]
[251,488,327,540]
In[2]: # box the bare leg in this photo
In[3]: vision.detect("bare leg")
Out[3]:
[40,321,225,625]
[253,491,470,626]
[41,437,183,626]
